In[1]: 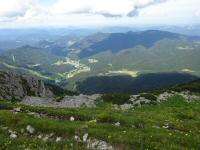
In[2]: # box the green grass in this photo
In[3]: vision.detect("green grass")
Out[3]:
[0,96,200,149]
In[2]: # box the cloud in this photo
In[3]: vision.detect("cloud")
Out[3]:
[0,0,32,18]
[0,0,47,22]
[0,0,169,21]
[127,0,168,17]
[0,0,199,27]
[51,0,168,17]
[195,10,200,17]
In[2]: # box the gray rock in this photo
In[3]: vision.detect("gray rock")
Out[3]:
[83,133,88,142]
[97,141,114,150]
[21,94,100,108]
[87,139,114,150]
[49,133,54,137]
[157,92,175,102]
[114,122,120,127]
[13,107,21,112]
[129,95,140,102]
[157,91,200,102]
[56,137,62,142]
[120,104,133,110]
[112,91,200,110]
[38,134,43,139]
[70,116,75,121]
[74,135,81,142]
[42,136,49,142]
[58,94,99,108]
[0,71,54,101]
[8,129,18,139]
[10,133,17,139]
[26,125,35,134]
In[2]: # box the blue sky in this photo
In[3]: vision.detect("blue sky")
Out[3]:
[0,0,199,28]
[39,0,56,6]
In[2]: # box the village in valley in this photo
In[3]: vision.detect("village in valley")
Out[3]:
[53,57,91,79]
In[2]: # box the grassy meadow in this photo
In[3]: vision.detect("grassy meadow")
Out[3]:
[0,95,200,149]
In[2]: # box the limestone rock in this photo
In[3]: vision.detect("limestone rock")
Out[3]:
[21,94,100,108]
[87,139,114,150]
[0,71,54,101]
[70,116,75,121]
[83,133,88,142]
[114,122,120,127]
[13,107,21,112]
[56,137,62,142]
[42,136,49,142]
[10,133,17,139]
[26,125,35,134]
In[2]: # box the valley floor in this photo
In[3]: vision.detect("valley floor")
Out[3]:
[0,96,200,149]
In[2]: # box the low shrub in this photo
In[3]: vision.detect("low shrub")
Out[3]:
[101,93,131,105]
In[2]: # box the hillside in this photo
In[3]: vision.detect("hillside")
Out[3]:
[77,35,200,82]
[153,79,200,94]
[76,73,199,94]
[0,46,74,81]
[74,30,184,58]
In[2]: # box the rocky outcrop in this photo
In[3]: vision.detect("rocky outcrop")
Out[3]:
[0,71,53,101]
[20,90,200,109]
[113,91,200,110]
[21,94,100,108]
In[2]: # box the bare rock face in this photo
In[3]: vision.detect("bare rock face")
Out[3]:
[0,71,53,101]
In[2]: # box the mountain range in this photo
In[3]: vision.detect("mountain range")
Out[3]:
[0,30,200,91]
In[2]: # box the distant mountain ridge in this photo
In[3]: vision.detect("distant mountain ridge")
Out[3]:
[75,30,186,58]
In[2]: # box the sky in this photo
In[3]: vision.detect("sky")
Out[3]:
[0,0,199,28]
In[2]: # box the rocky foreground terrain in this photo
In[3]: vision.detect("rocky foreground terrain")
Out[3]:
[1,93,200,149]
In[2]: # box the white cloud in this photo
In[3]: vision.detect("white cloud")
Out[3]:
[0,0,32,18]
[0,0,47,23]
[0,0,199,27]
[51,0,167,17]
[0,0,166,20]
